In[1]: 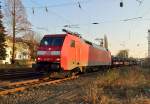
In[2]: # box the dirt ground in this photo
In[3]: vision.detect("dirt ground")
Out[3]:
[0,66,150,104]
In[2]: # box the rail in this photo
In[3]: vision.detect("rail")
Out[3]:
[0,71,44,80]
[0,75,79,96]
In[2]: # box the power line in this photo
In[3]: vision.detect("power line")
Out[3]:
[30,0,40,5]
[121,17,143,21]
[46,9,73,24]
[2,0,150,30]
[136,0,144,5]
[1,0,91,9]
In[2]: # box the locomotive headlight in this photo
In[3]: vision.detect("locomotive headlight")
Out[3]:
[37,57,41,61]
[51,51,60,55]
[56,58,60,61]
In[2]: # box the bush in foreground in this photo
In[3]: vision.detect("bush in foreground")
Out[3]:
[82,66,150,104]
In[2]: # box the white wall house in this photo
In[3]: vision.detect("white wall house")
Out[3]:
[1,36,31,64]
[5,46,12,64]
[15,48,30,60]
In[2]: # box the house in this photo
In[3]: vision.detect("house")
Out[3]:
[2,36,31,64]
[15,42,30,60]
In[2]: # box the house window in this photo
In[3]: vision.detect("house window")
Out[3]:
[6,54,9,58]
[19,55,21,59]
[70,40,75,47]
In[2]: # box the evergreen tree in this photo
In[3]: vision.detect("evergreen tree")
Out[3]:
[0,3,6,60]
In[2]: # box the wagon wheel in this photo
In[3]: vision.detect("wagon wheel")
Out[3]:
[78,66,86,74]
[64,70,77,78]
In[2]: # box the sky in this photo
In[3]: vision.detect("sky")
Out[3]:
[2,0,150,58]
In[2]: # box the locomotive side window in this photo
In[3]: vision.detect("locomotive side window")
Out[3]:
[70,40,75,47]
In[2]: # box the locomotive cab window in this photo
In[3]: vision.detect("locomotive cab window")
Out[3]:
[70,40,75,47]
[40,37,64,46]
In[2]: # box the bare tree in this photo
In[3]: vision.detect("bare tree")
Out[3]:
[22,31,41,60]
[3,0,34,63]
[4,0,32,36]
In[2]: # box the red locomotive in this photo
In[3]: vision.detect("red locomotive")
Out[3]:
[35,29,112,73]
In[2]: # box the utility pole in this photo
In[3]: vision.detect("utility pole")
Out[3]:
[148,30,150,58]
[12,0,16,64]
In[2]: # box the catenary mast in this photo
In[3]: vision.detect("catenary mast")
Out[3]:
[148,30,150,58]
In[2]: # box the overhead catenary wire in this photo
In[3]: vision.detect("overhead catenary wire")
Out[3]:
[2,0,150,32]
[1,0,91,9]
[1,0,91,20]
[136,0,144,5]
[1,0,148,21]
[30,0,40,6]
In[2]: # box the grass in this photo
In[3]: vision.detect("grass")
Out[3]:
[142,58,150,68]
[0,60,34,68]
[82,66,150,104]
[0,60,35,72]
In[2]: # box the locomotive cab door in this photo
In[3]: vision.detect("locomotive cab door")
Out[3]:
[75,41,80,66]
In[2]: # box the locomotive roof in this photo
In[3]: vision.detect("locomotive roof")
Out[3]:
[44,33,107,51]
[44,34,66,37]
[83,39,107,51]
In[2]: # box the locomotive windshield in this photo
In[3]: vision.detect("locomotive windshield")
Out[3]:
[40,37,64,46]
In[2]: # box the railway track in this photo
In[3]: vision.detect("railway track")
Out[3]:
[0,71,45,80]
[0,75,79,96]
[0,66,136,96]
